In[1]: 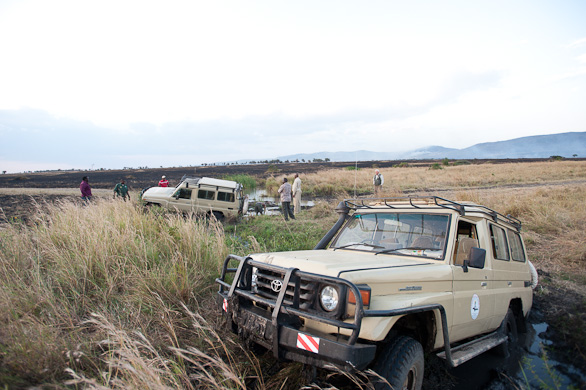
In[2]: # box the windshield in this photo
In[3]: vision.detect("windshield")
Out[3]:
[331,213,450,260]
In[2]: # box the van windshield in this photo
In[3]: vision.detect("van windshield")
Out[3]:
[331,213,450,260]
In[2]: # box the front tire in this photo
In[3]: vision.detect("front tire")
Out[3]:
[373,335,424,390]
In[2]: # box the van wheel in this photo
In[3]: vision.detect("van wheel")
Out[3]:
[211,211,224,221]
[494,308,518,357]
[373,335,424,390]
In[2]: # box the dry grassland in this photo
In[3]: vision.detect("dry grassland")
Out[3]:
[298,160,586,196]
[0,160,584,388]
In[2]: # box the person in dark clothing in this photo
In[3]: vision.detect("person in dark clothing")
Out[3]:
[113,179,129,201]
[278,177,295,221]
[80,176,92,202]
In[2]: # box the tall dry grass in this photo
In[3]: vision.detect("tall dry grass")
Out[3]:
[298,160,586,196]
[1,161,585,388]
[0,198,249,388]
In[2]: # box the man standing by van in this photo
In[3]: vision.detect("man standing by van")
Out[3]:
[278,177,295,221]
[159,176,169,187]
[292,173,302,215]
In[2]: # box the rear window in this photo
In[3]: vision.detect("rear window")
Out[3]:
[507,229,526,262]
[218,191,235,202]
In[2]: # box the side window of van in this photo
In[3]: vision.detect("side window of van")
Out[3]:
[198,189,215,200]
[218,192,235,202]
[490,224,510,260]
[507,229,526,262]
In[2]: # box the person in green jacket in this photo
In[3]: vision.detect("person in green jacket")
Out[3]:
[113,180,129,201]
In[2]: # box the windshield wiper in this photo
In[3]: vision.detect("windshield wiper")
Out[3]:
[376,246,428,255]
[333,242,383,250]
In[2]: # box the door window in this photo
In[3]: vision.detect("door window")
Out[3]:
[490,224,510,260]
[175,188,192,200]
[198,189,215,200]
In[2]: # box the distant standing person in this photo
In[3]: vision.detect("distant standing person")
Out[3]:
[292,173,302,214]
[80,176,92,202]
[113,179,129,201]
[278,177,295,221]
[373,169,384,197]
[158,175,169,187]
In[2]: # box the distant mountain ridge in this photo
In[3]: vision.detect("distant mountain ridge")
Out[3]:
[275,132,586,162]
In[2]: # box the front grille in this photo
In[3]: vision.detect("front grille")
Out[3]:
[255,268,317,310]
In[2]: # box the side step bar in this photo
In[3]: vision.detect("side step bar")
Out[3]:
[437,332,507,367]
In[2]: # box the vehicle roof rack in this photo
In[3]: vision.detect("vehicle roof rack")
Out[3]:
[180,175,202,183]
[344,196,522,231]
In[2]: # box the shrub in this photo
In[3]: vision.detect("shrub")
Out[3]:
[394,162,410,168]
[223,174,256,189]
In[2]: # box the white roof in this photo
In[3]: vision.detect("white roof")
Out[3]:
[185,176,240,190]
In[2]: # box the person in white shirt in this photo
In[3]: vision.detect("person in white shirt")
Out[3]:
[292,173,302,214]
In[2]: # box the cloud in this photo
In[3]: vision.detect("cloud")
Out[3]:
[0,69,505,172]
[567,37,586,49]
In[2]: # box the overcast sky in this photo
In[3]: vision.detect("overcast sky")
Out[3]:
[1,0,585,173]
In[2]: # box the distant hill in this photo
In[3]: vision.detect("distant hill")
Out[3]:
[275,132,586,162]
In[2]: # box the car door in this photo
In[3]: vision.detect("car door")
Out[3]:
[168,186,194,212]
[195,185,216,214]
[450,219,495,342]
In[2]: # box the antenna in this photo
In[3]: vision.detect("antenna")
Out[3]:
[354,153,357,197]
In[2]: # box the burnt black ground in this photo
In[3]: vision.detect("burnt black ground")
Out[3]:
[0,158,552,190]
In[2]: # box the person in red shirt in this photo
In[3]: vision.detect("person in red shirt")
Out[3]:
[158,176,169,187]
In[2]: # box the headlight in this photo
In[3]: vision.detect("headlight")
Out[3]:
[320,285,339,312]
[251,267,258,293]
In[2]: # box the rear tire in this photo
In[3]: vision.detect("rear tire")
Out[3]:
[211,211,225,222]
[494,308,518,357]
[373,335,424,390]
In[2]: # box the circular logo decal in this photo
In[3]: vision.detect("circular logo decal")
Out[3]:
[471,294,480,320]
[271,279,283,293]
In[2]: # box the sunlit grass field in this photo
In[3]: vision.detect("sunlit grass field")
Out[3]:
[265,160,586,197]
[0,160,585,388]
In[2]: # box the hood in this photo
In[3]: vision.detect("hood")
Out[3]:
[250,249,436,278]
[142,187,175,201]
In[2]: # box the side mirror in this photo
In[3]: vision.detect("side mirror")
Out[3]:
[462,247,486,272]
[469,247,486,269]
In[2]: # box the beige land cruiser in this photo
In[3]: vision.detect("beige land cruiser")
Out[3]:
[216,196,537,389]
[141,176,248,219]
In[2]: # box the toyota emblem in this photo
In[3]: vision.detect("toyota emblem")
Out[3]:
[271,279,283,293]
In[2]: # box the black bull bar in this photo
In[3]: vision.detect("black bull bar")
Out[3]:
[216,254,456,370]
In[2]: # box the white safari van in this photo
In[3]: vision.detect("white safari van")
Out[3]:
[141,176,248,219]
